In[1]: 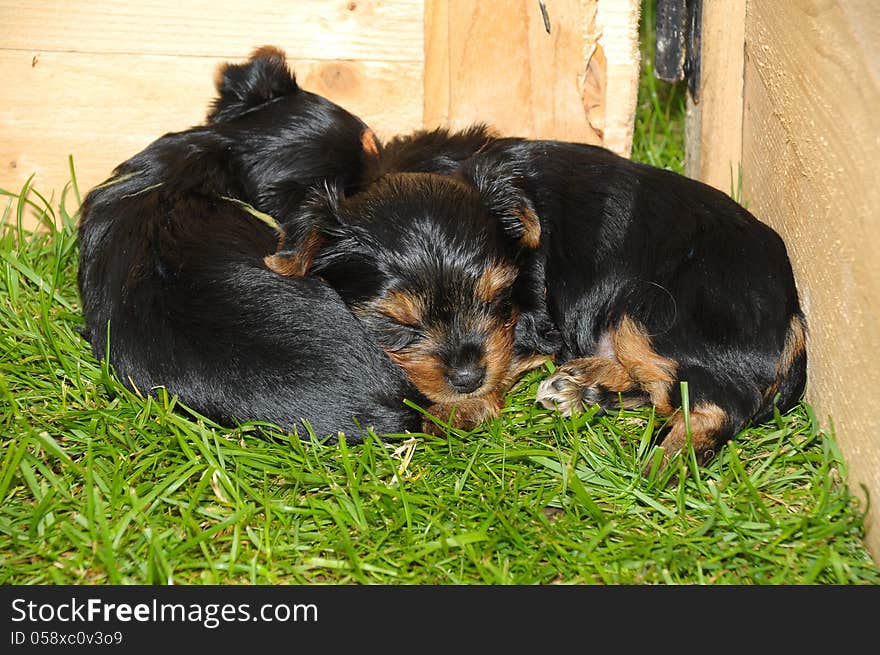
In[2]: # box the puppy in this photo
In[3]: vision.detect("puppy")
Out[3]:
[265,167,554,434]
[77,46,424,439]
[338,124,806,467]
[452,130,807,468]
[376,126,561,364]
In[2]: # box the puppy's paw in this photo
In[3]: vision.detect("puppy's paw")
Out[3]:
[536,357,647,416]
[535,371,587,416]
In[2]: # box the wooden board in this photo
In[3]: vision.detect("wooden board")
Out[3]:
[0,0,424,224]
[740,1,880,560]
[684,0,746,194]
[423,0,640,155]
[422,0,450,128]
[595,0,641,156]
[0,0,423,61]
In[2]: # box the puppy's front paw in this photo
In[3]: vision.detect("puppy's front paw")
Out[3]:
[535,371,584,416]
[536,357,650,416]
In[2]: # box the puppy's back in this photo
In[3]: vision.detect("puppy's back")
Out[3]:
[78,174,423,438]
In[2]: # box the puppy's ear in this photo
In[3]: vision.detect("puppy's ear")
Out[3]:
[263,183,344,277]
[460,158,541,250]
[207,46,299,123]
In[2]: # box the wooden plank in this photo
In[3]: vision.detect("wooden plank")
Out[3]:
[423,0,639,155]
[684,0,746,194]
[422,0,450,128]
[595,0,641,156]
[0,51,423,223]
[741,1,880,560]
[0,0,424,62]
[425,0,616,148]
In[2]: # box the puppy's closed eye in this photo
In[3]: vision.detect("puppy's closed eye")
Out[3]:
[383,322,423,352]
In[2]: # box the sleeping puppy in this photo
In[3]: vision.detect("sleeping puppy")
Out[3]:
[265,167,547,434]
[375,125,561,366]
[77,46,424,439]
[456,131,807,468]
[343,124,806,467]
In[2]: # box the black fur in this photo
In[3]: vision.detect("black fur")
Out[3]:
[378,124,496,176]
[77,47,423,439]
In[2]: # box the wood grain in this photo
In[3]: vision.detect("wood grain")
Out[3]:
[422,0,450,127]
[0,51,422,215]
[741,1,880,559]
[595,0,641,156]
[0,0,423,61]
[425,0,612,147]
[424,0,638,154]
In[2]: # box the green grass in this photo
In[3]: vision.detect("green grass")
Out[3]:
[1,5,878,585]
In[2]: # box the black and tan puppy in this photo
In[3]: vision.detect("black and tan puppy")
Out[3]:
[77,46,424,439]
[266,166,552,434]
[329,125,806,466]
[455,130,807,467]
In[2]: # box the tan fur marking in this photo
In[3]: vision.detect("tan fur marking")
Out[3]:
[517,207,542,249]
[763,314,807,402]
[375,290,424,327]
[475,263,517,303]
[263,232,323,277]
[361,128,380,158]
[506,352,553,383]
[387,316,515,407]
[481,319,516,390]
[611,316,678,414]
[423,393,504,434]
[250,45,287,61]
[388,350,450,402]
[559,356,636,392]
[377,300,517,423]
[264,253,305,277]
[589,358,634,391]
[660,402,728,465]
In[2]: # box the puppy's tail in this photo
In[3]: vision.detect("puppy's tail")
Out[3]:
[755,312,808,423]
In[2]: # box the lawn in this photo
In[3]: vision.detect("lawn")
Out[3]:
[1,3,878,585]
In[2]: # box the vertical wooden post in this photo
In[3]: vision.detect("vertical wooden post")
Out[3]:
[684,0,746,195]
[740,1,880,562]
[596,0,642,156]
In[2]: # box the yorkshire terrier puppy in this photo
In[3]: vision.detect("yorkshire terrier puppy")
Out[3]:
[77,46,424,439]
[449,128,806,467]
[265,167,554,434]
[323,124,806,467]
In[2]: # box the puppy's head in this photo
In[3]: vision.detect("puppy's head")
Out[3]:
[268,170,540,404]
[207,46,381,212]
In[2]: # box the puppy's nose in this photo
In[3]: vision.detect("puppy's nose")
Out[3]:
[447,366,485,394]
